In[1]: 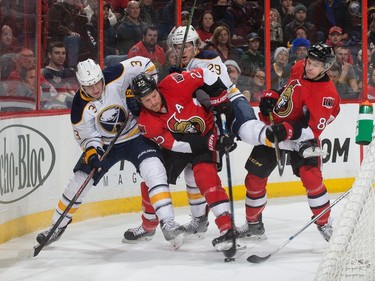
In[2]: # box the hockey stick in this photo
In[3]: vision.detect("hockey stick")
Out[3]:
[176,0,197,67]
[220,114,236,261]
[21,121,127,259]
[269,112,285,176]
[247,188,351,263]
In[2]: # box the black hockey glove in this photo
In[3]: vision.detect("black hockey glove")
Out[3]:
[208,133,236,153]
[84,146,104,171]
[259,89,279,117]
[168,65,184,74]
[265,122,294,143]
[209,90,232,116]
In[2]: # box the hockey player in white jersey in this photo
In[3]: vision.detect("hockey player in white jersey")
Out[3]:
[36,57,185,249]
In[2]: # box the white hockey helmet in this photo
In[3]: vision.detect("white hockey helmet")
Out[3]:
[171,26,199,45]
[76,59,104,87]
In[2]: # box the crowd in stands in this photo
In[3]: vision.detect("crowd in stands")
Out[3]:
[0,0,374,112]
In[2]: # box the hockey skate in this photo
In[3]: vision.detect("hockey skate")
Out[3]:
[317,221,333,242]
[237,217,266,240]
[36,219,72,246]
[212,228,238,251]
[122,225,156,243]
[160,219,185,249]
[183,214,209,238]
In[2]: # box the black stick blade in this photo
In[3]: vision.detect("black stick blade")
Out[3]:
[247,254,271,263]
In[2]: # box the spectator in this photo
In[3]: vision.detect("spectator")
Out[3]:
[139,0,159,24]
[326,26,344,49]
[288,38,310,66]
[294,25,308,40]
[212,0,229,23]
[269,8,284,51]
[103,3,120,58]
[8,67,36,99]
[271,46,291,90]
[196,10,216,48]
[138,0,167,41]
[224,0,263,46]
[248,68,266,103]
[42,41,78,107]
[369,16,375,51]
[47,0,88,69]
[334,45,359,94]
[162,0,190,33]
[354,49,371,90]
[284,4,318,46]
[104,3,118,27]
[224,59,251,100]
[0,25,19,56]
[328,62,358,100]
[8,48,36,81]
[308,0,351,41]
[204,25,242,62]
[239,32,265,76]
[128,24,166,73]
[115,1,147,55]
[159,48,177,80]
[105,0,129,17]
[275,0,294,28]
[181,10,190,27]
[368,66,375,100]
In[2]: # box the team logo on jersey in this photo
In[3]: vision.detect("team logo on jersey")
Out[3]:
[275,79,301,117]
[171,73,184,83]
[322,97,335,109]
[167,113,205,134]
[138,124,146,134]
[98,105,128,133]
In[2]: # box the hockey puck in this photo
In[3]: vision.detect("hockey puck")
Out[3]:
[224,257,235,263]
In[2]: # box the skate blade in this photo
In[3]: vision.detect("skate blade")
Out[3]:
[121,236,154,244]
[241,233,267,240]
[168,233,185,250]
[183,231,207,242]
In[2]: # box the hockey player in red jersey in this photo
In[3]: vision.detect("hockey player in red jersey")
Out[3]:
[239,43,340,242]
[130,68,240,251]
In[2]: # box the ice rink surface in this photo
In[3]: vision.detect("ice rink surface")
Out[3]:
[0,195,346,281]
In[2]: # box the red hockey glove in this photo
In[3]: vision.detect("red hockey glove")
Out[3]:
[84,146,104,171]
[265,122,294,143]
[259,89,279,117]
[209,90,232,116]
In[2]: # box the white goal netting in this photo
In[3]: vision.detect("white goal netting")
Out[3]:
[315,140,375,281]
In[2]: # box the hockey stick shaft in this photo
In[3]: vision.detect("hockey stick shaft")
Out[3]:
[268,112,285,176]
[32,121,127,257]
[220,114,236,259]
[176,0,196,67]
[247,188,351,263]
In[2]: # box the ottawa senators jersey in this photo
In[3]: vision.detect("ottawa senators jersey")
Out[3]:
[185,50,243,101]
[266,60,340,139]
[71,56,157,150]
[137,68,218,152]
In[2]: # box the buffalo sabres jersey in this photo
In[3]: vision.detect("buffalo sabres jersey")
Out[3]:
[185,50,243,101]
[71,56,157,150]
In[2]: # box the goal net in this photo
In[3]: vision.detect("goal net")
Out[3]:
[315,140,375,281]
